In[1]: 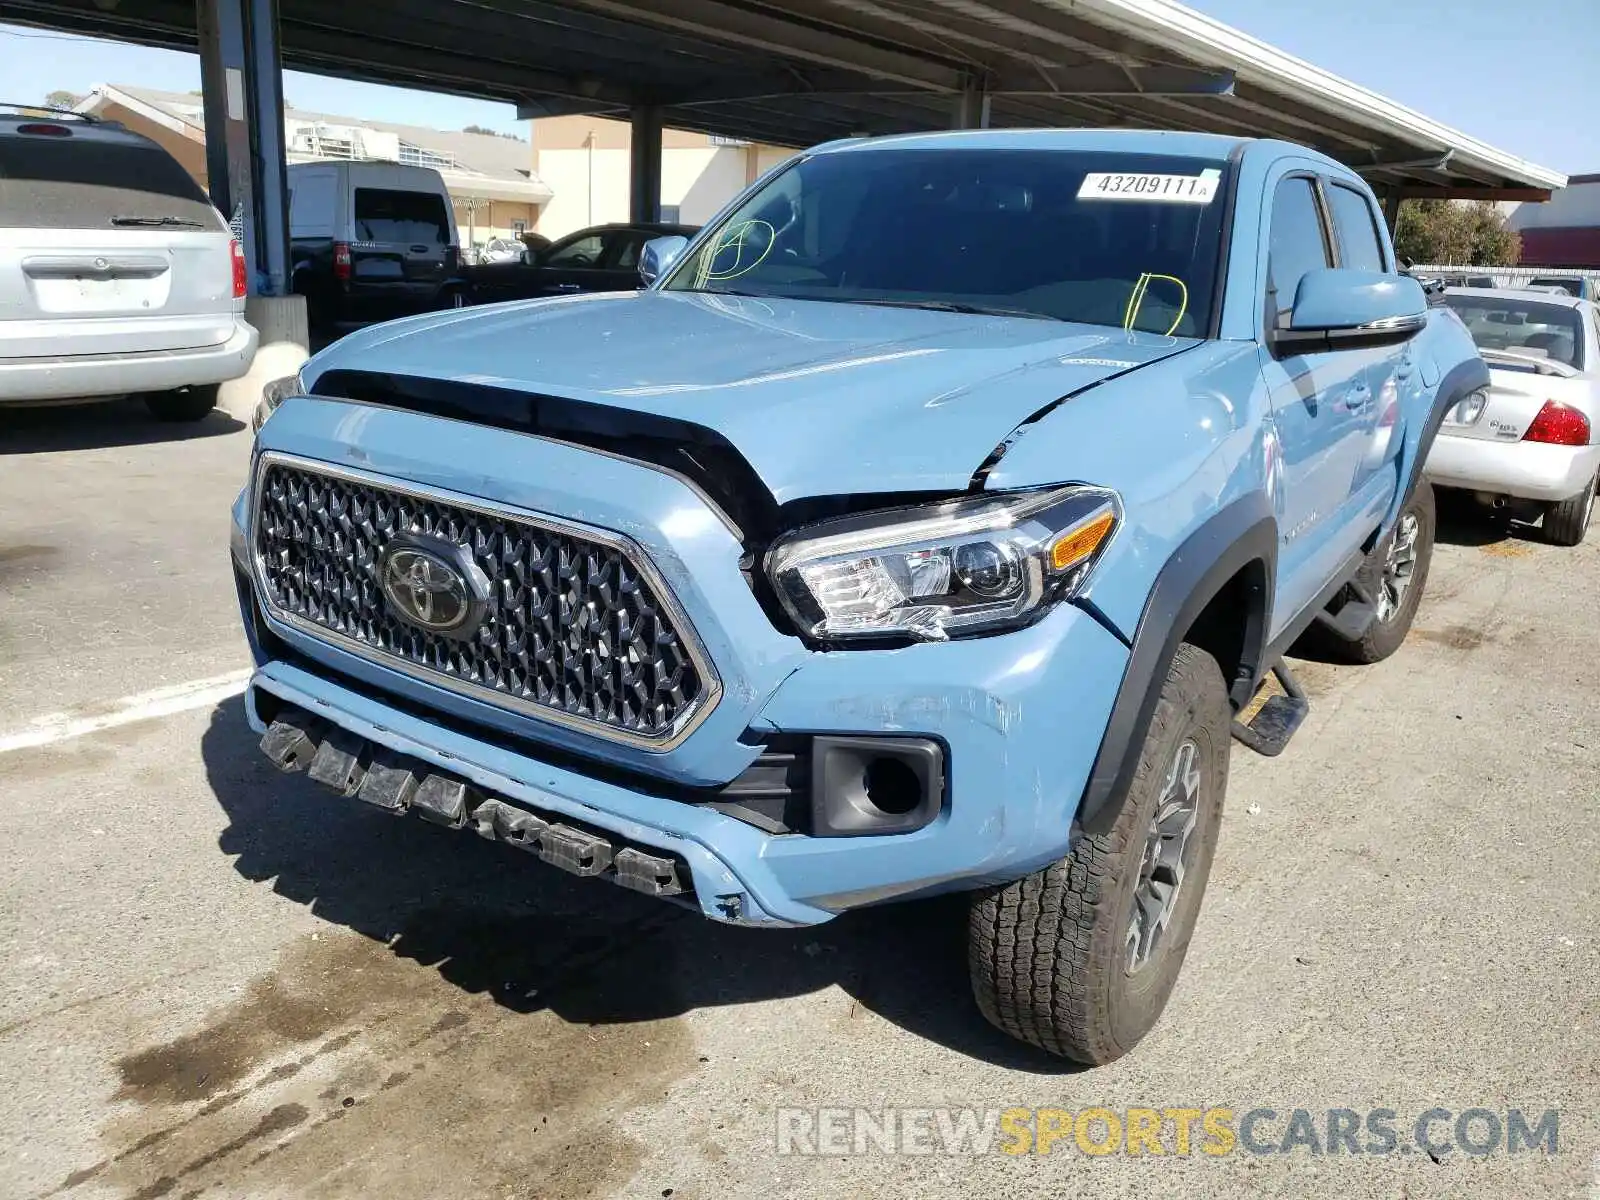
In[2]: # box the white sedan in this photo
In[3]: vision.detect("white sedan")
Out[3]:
[1426,288,1600,545]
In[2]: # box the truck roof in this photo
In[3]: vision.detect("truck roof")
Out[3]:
[811,127,1249,159]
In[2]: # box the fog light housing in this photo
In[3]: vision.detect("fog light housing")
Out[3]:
[811,736,944,837]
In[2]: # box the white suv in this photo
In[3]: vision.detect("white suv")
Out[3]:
[0,107,257,420]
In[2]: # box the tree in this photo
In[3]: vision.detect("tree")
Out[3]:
[462,123,526,140]
[1394,198,1521,267]
[44,89,81,110]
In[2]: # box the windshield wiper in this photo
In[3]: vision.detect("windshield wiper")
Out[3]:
[692,286,790,300]
[111,215,204,228]
[841,298,1060,321]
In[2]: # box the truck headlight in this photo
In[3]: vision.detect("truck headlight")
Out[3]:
[766,485,1120,642]
[252,372,306,434]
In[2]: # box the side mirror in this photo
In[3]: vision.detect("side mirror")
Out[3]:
[1274,268,1428,354]
[639,235,689,286]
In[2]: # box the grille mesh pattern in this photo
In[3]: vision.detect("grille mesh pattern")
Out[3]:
[253,461,704,740]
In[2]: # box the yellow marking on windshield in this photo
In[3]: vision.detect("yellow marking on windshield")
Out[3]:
[1123,273,1190,337]
[694,219,777,287]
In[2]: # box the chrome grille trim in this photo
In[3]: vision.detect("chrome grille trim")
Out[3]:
[249,450,722,752]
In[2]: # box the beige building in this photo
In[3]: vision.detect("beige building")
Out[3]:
[77,85,554,249]
[531,115,794,239]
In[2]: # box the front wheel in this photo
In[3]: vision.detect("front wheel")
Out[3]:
[1543,472,1596,547]
[967,643,1231,1063]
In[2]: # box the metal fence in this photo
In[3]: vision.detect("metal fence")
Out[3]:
[1409,264,1600,297]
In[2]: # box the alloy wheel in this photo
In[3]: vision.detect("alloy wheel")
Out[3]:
[1126,739,1202,974]
[1375,512,1420,624]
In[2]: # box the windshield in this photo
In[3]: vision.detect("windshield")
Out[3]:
[1445,294,1585,368]
[662,148,1230,335]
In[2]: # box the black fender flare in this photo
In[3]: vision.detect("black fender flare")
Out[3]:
[1077,492,1277,835]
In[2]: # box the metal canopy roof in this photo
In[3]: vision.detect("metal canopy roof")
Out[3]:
[2,0,1565,198]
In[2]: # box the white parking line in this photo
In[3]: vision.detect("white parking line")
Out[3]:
[0,668,253,755]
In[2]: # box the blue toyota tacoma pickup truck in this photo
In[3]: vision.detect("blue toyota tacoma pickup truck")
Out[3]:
[236,130,1487,1063]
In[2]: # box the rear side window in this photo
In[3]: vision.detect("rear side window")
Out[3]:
[1326,183,1387,272]
[354,188,450,244]
[1266,177,1331,326]
[0,132,223,231]
[289,173,337,237]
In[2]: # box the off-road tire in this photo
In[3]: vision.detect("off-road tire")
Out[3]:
[144,384,219,423]
[1542,472,1596,547]
[967,643,1231,1064]
[1331,480,1437,665]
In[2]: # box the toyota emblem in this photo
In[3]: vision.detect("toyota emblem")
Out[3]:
[378,535,489,638]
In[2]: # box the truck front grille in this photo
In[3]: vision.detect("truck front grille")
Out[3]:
[250,454,714,748]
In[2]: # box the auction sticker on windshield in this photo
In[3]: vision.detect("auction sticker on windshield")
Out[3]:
[1078,170,1220,204]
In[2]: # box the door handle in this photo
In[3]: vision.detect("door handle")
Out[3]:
[1337,386,1372,414]
[554,283,583,292]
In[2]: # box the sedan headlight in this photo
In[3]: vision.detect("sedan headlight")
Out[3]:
[766,485,1120,642]
[252,372,306,434]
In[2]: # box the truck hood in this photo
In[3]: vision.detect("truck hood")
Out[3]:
[305,290,1198,503]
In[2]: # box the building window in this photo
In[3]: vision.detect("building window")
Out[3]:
[511,219,527,234]
[659,204,682,223]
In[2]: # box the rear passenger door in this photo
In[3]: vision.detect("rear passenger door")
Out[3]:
[1323,179,1408,504]
[1257,173,1375,636]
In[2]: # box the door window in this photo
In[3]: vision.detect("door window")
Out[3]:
[353,188,450,244]
[611,233,648,269]
[1266,177,1332,327]
[542,234,605,267]
[1325,183,1387,272]
[289,173,337,236]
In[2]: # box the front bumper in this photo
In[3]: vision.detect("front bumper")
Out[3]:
[232,401,1131,926]
[0,319,258,402]
[1425,431,1600,502]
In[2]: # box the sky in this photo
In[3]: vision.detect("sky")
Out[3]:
[0,0,1594,172]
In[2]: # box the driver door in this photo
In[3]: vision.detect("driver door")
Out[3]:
[534,231,617,296]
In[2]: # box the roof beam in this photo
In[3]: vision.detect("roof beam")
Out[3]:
[561,0,969,91]
[990,63,1234,96]
[1359,151,1455,176]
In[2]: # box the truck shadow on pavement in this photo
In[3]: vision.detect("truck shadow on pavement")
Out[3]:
[200,698,1084,1074]
[0,397,245,453]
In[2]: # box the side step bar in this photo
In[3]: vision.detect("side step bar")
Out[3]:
[1231,661,1309,757]
[1313,576,1378,642]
